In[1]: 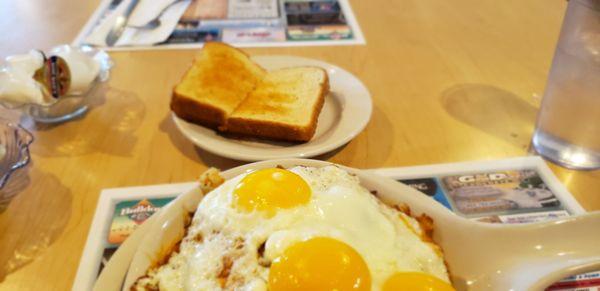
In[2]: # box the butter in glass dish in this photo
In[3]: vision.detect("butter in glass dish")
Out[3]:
[0,45,112,123]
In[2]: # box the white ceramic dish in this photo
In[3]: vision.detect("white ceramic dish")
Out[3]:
[95,159,600,291]
[172,56,372,161]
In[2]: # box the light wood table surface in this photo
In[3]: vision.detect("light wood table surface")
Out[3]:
[0,0,598,290]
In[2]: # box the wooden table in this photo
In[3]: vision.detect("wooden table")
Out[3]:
[0,0,598,290]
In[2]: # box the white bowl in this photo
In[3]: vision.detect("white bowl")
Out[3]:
[95,159,600,291]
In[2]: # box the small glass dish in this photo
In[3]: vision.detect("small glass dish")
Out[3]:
[0,119,33,212]
[0,46,112,123]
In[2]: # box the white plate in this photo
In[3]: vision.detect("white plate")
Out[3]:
[172,56,372,161]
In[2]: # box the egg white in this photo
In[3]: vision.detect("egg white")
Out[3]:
[136,166,450,291]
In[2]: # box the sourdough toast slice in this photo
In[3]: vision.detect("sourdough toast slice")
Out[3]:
[227,67,329,142]
[171,42,266,129]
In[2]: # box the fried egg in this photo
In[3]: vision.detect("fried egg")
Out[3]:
[134,166,453,291]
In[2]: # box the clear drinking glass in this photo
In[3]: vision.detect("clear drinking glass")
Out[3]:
[532,0,600,170]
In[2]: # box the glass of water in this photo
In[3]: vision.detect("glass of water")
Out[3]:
[532,0,600,170]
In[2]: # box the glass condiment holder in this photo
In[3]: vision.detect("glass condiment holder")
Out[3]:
[0,46,112,123]
[0,119,33,212]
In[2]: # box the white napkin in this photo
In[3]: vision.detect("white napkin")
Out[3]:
[84,0,191,47]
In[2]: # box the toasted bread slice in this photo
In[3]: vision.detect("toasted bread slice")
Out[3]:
[227,67,329,142]
[171,42,266,129]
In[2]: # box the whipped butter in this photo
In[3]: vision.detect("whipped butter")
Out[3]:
[0,45,102,106]
[0,50,46,105]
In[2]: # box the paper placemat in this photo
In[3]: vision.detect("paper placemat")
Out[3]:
[73,0,365,50]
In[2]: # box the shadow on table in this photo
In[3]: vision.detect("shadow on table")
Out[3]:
[159,113,206,162]
[440,84,538,150]
[194,147,245,170]
[0,167,72,281]
[314,142,349,161]
[325,105,394,168]
[159,114,241,170]
[26,87,145,157]
[363,105,394,166]
[194,142,351,170]
[194,143,351,170]
[159,112,355,170]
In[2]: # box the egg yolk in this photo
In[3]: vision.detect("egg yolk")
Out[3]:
[233,168,311,215]
[382,272,455,291]
[268,237,371,291]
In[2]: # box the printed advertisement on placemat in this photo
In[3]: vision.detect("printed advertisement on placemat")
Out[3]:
[400,170,568,223]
